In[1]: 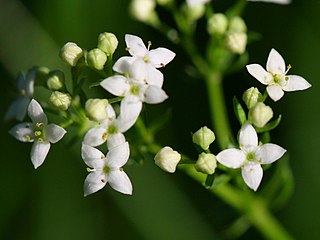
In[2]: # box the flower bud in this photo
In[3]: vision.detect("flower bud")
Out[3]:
[49,91,72,111]
[97,32,118,56]
[192,126,215,150]
[130,0,158,25]
[195,153,217,175]
[228,16,247,33]
[184,4,205,20]
[249,102,273,128]
[47,70,65,90]
[59,42,83,67]
[242,87,262,109]
[85,98,109,122]
[225,31,247,54]
[154,146,181,173]
[207,13,228,36]
[86,48,107,70]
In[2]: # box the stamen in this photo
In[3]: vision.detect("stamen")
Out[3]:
[125,47,130,52]
[285,64,292,75]
[20,89,26,96]
[147,41,152,50]
[25,135,31,141]
[86,167,96,172]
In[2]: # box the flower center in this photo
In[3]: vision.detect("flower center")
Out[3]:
[103,165,111,174]
[108,124,118,135]
[34,122,45,142]
[246,152,256,162]
[130,85,140,95]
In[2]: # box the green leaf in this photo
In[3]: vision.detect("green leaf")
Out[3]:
[255,114,282,133]
[233,96,247,125]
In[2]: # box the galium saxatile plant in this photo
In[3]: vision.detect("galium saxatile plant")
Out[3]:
[5,0,311,239]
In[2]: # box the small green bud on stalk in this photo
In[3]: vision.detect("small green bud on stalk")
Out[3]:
[195,153,217,175]
[225,31,247,54]
[85,98,109,122]
[154,146,181,173]
[243,87,262,109]
[86,48,107,70]
[59,42,83,67]
[47,70,65,90]
[207,13,228,36]
[49,91,72,111]
[192,126,215,150]
[97,32,118,56]
[249,102,273,128]
[228,16,247,33]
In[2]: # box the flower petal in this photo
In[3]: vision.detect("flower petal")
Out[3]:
[241,163,263,191]
[216,148,245,168]
[144,85,168,104]
[148,47,176,68]
[5,97,30,122]
[45,124,66,143]
[28,99,48,125]
[113,56,135,74]
[129,59,147,82]
[116,96,142,132]
[31,141,50,169]
[83,127,107,147]
[107,133,126,149]
[266,85,284,101]
[239,122,258,148]
[9,122,34,142]
[106,141,130,168]
[266,48,286,74]
[100,75,130,97]
[256,143,286,164]
[146,65,164,87]
[107,170,132,195]
[83,171,106,197]
[246,64,273,85]
[283,75,312,92]
[81,144,105,169]
[125,34,147,57]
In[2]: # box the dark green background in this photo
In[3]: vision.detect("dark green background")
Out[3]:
[1,0,319,239]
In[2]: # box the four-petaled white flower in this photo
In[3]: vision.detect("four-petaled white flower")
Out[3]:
[9,99,67,169]
[246,48,311,101]
[82,142,132,196]
[5,70,35,121]
[216,122,286,191]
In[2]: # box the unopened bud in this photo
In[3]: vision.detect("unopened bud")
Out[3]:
[47,70,65,90]
[243,87,262,109]
[225,31,247,54]
[192,126,215,150]
[207,13,228,35]
[154,146,181,173]
[184,3,205,20]
[228,16,247,33]
[85,98,109,122]
[195,153,217,175]
[249,102,273,128]
[59,42,83,67]
[86,48,107,70]
[130,0,158,25]
[98,32,118,56]
[49,91,72,111]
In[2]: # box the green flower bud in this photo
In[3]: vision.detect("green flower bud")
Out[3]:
[192,126,215,150]
[86,48,107,70]
[184,4,205,20]
[195,153,217,175]
[228,16,247,33]
[59,42,83,67]
[49,91,72,111]
[207,13,228,36]
[130,0,160,26]
[97,32,118,56]
[47,70,65,90]
[225,31,247,54]
[249,102,273,128]
[85,98,109,122]
[243,87,262,109]
[154,146,181,173]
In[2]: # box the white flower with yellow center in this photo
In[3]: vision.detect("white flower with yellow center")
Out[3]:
[9,99,66,169]
[216,122,286,191]
[246,48,311,101]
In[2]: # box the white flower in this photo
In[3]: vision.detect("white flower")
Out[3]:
[216,122,286,191]
[5,70,35,121]
[247,0,290,4]
[246,49,311,101]
[113,34,175,87]
[9,99,66,169]
[82,142,132,196]
[186,0,210,8]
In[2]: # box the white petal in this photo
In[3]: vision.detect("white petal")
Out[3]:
[144,86,168,104]
[246,64,273,85]
[9,122,34,142]
[129,59,147,82]
[45,124,66,143]
[106,141,130,168]
[24,70,35,96]
[107,133,126,149]
[239,122,258,148]
[241,163,263,191]
[216,148,245,168]
[256,143,286,164]
[107,170,132,195]
[83,127,107,147]
[113,56,135,74]
[148,47,176,68]
[100,75,130,97]
[28,99,48,125]
[106,104,116,120]
[146,65,164,87]
[81,144,105,169]
[5,97,30,122]
[266,85,284,101]
[31,141,50,169]
[282,75,312,92]
[125,34,147,57]
[83,171,106,197]
[116,96,142,132]
[266,49,286,74]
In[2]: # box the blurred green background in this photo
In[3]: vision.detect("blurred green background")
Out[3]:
[1,0,320,239]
